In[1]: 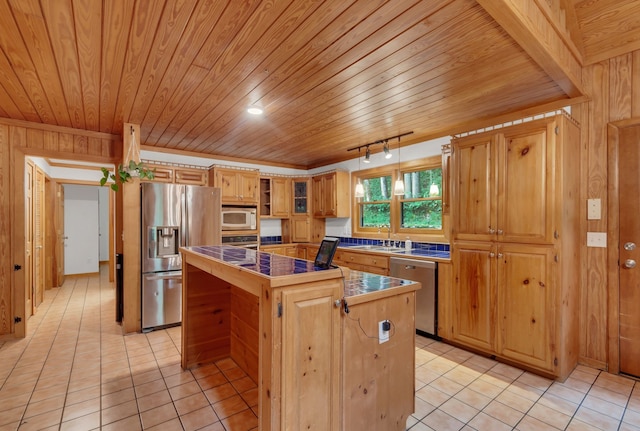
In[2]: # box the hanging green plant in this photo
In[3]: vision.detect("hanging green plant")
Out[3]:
[100,125,155,191]
[100,161,155,192]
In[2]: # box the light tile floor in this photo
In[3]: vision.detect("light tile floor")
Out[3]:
[0,266,639,430]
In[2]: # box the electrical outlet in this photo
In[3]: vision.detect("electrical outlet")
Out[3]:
[587,198,601,220]
[378,320,390,344]
[587,232,607,248]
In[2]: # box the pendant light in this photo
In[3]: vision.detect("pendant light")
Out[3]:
[363,145,371,163]
[393,137,405,196]
[354,148,365,198]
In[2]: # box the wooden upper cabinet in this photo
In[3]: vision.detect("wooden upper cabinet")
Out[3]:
[292,178,310,216]
[312,171,350,218]
[451,134,496,241]
[143,164,207,186]
[452,119,556,244]
[210,167,259,205]
[174,168,207,186]
[271,177,291,217]
[260,177,292,218]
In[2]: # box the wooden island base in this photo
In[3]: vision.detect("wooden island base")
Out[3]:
[180,246,420,431]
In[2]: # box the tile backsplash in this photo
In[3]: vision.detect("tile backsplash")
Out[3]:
[259,235,450,252]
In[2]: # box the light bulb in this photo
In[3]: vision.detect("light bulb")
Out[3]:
[429,184,440,196]
[393,179,405,196]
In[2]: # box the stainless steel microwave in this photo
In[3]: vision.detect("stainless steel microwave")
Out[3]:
[221,207,257,231]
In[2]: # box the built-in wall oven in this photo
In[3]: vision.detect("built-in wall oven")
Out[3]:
[221,234,259,249]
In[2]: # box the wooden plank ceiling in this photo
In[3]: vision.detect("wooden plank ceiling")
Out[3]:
[0,0,638,168]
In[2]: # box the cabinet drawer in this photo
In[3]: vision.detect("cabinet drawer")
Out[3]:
[175,168,207,185]
[148,166,174,183]
[335,251,388,269]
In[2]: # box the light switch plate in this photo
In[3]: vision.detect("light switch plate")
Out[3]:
[587,232,607,248]
[587,198,601,220]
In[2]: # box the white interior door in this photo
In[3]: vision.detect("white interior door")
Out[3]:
[64,185,99,275]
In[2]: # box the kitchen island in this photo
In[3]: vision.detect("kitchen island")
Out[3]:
[180,245,420,431]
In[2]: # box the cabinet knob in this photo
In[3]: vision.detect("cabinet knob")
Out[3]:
[489,252,495,258]
[497,229,504,235]
[497,253,503,258]
[489,228,496,234]
[624,259,636,269]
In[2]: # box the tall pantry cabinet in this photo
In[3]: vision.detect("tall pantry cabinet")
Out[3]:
[450,114,580,380]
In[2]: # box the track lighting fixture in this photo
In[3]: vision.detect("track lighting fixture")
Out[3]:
[383,140,392,159]
[363,146,371,163]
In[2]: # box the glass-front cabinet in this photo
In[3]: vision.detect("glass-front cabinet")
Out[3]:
[292,178,309,215]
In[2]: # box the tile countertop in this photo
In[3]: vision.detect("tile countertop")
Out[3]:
[184,245,419,302]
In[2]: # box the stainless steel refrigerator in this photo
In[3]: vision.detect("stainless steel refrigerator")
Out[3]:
[141,183,221,331]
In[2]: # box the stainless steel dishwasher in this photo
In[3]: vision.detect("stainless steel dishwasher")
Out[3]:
[390,257,437,337]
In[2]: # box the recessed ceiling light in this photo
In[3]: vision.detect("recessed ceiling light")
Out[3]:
[247,106,263,115]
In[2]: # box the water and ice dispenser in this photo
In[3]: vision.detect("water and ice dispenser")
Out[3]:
[149,226,179,258]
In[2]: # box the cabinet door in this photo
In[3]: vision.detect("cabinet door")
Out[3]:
[323,174,338,217]
[215,169,241,203]
[280,284,341,431]
[175,168,207,185]
[292,178,310,215]
[452,134,496,241]
[291,217,311,242]
[452,242,495,352]
[238,171,259,203]
[312,175,324,217]
[497,244,554,371]
[272,177,291,217]
[284,246,298,257]
[499,123,554,243]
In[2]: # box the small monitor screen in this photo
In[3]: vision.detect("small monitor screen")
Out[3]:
[314,237,340,269]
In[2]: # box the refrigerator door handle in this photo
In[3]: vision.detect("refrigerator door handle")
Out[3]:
[181,188,188,247]
[144,272,182,281]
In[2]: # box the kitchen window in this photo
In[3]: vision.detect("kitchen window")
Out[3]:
[353,156,443,239]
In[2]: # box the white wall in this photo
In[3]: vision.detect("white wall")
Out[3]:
[98,187,110,261]
[64,185,100,275]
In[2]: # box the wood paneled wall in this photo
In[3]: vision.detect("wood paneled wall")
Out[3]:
[579,49,640,368]
[0,119,121,336]
[0,124,11,335]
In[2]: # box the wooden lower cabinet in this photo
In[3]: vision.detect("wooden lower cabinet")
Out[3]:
[279,284,341,431]
[290,217,311,242]
[261,244,298,257]
[452,242,494,352]
[497,244,554,371]
[333,250,389,275]
[342,291,416,431]
[453,241,562,377]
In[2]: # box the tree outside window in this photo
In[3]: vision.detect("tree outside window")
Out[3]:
[399,167,442,230]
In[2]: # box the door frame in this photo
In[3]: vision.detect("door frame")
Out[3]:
[11,156,116,338]
[606,117,640,375]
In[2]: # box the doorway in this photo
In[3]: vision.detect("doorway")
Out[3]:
[608,118,640,377]
[63,185,101,275]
